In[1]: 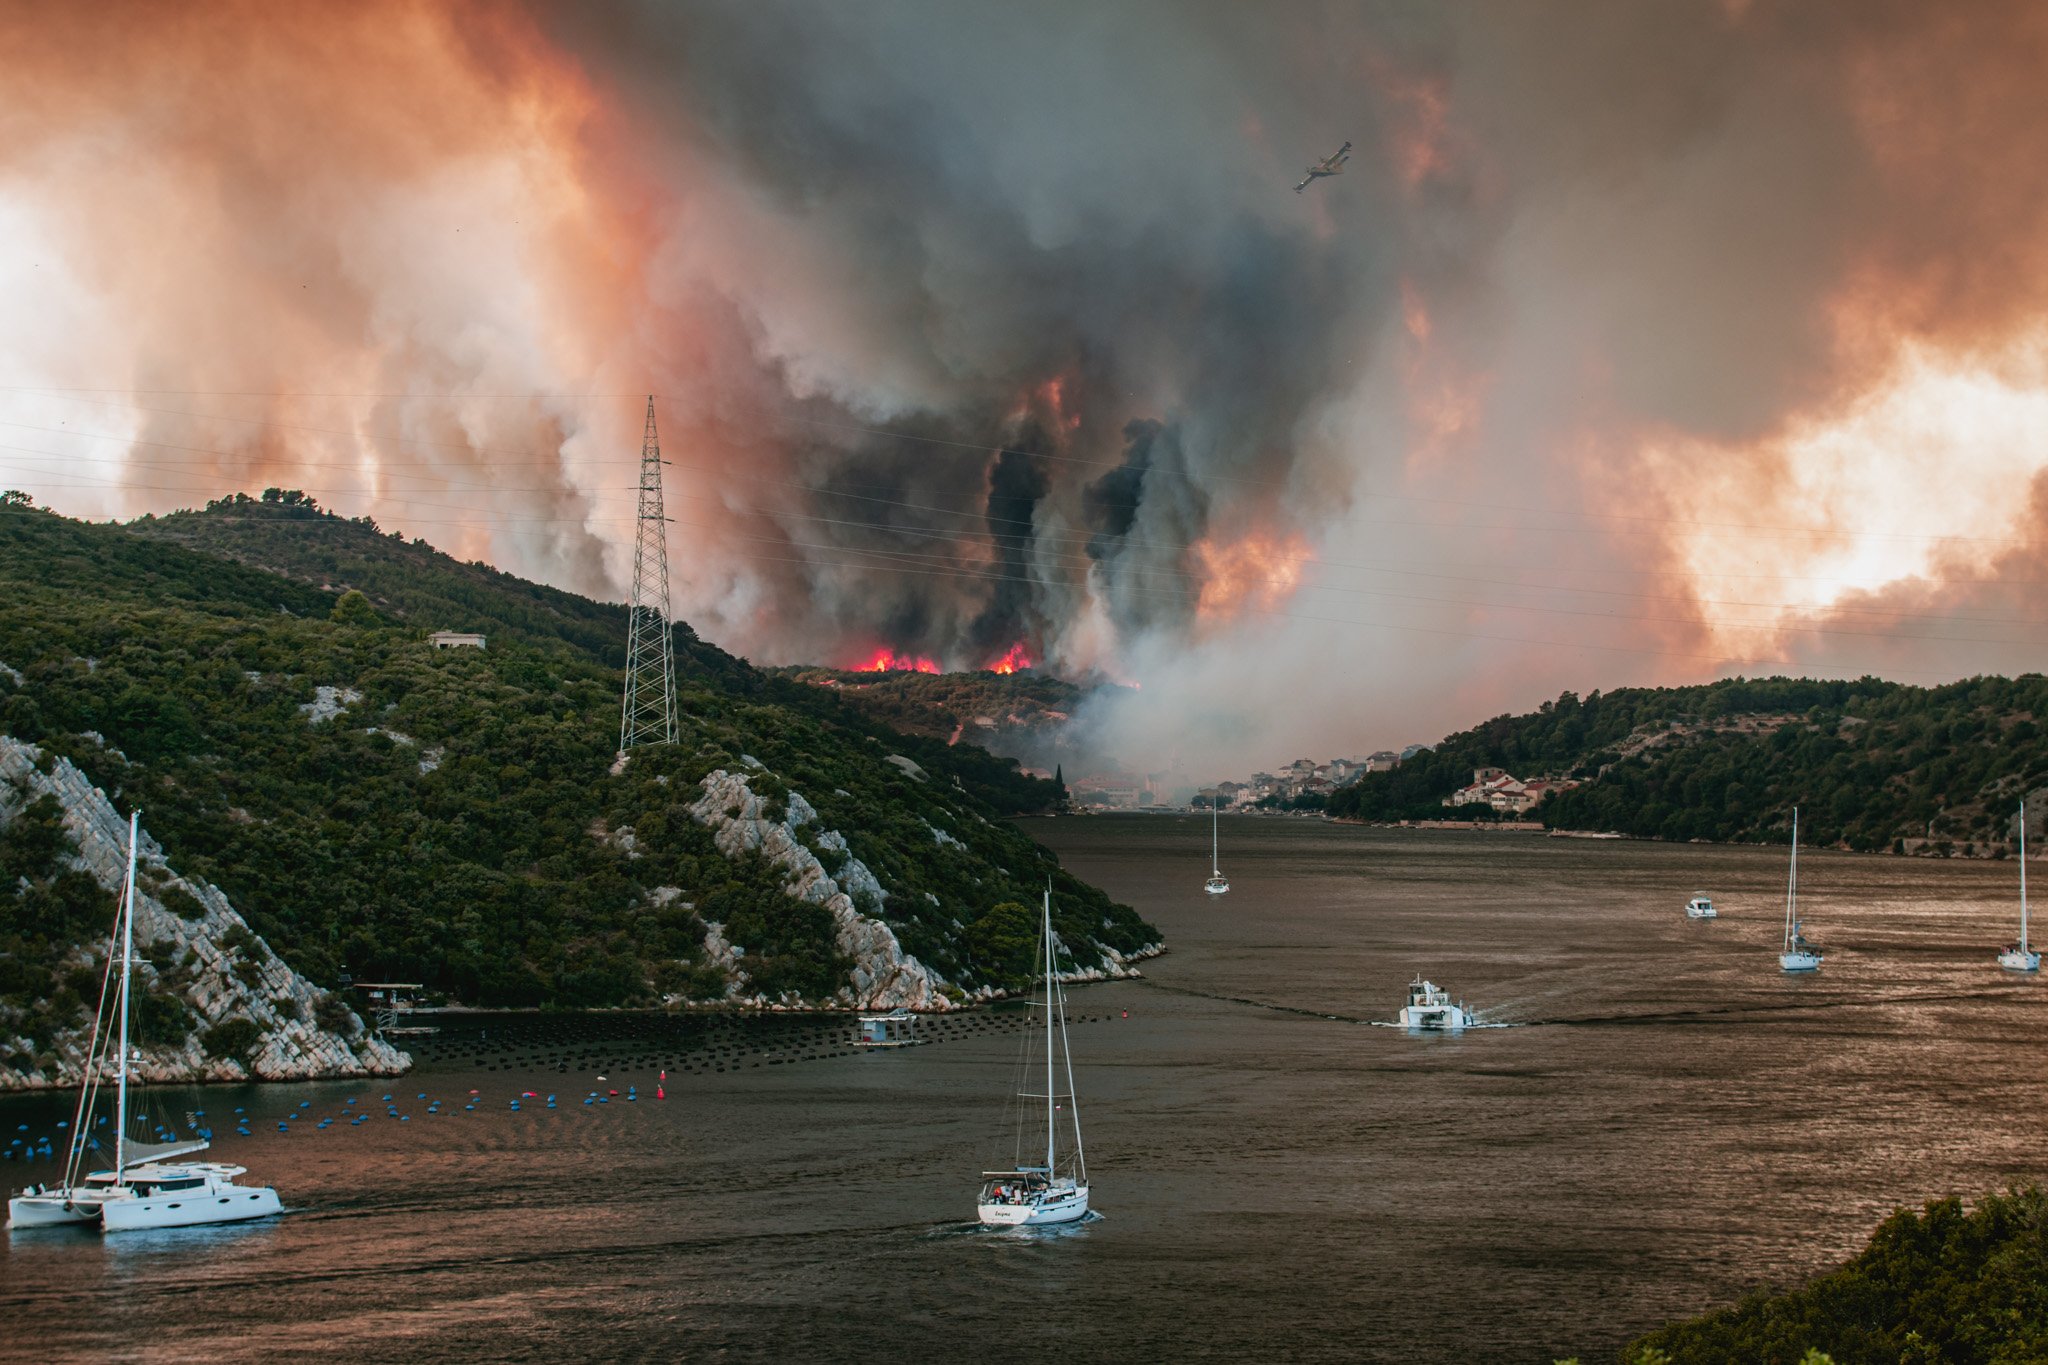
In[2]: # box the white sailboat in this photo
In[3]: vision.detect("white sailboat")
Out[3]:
[1999,800,2040,973]
[8,812,282,1232]
[1204,794,1229,895]
[1779,807,1823,973]
[977,887,1090,1228]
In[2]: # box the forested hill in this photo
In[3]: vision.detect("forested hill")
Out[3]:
[1620,1186,2048,1363]
[1327,675,2048,853]
[0,494,1157,1039]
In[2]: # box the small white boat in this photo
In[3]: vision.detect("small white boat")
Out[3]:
[2000,800,2040,973]
[1684,893,1718,920]
[977,887,1090,1228]
[1778,808,1822,973]
[1397,976,1470,1031]
[1204,794,1229,895]
[8,811,282,1233]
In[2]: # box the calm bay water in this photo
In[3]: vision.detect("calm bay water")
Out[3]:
[4,817,2045,1362]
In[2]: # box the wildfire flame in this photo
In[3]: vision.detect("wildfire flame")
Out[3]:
[984,643,1033,674]
[853,649,940,674]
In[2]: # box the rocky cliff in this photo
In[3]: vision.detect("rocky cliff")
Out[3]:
[0,736,410,1091]
[682,765,1154,1010]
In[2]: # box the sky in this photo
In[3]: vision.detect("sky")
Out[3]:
[5,1,2048,771]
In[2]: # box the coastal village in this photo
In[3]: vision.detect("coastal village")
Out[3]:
[1064,751,1581,816]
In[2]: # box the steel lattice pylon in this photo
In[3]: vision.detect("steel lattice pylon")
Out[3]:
[619,395,678,751]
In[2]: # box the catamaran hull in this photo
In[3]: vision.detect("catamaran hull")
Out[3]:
[1998,950,2042,972]
[978,1190,1090,1227]
[6,1195,104,1228]
[99,1185,281,1232]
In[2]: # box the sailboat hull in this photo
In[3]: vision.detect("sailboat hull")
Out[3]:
[1998,949,2041,972]
[978,1186,1089,1227]
[1779,951,1822,973]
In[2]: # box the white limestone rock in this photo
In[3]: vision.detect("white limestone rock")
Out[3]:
[0,736,411,1091]
[685,768,955,1011]
[297,685,362,725]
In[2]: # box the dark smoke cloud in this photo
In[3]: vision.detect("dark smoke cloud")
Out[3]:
[8,1,2048,766]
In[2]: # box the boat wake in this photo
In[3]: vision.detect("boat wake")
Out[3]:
[930,1210,1103,1241]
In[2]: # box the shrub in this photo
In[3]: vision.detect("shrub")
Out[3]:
[136,991,194,1047]
[201,1017,264,1060]
[312,992,357,1035]
[160,885,209,921]
[330,589,379,626]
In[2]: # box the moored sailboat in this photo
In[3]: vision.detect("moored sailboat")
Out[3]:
[1204,792,1229,895]
[977,887,1090,1227]
[1999,800,2040,973]
[7,812,282,1232]
[1779,807,1823,973]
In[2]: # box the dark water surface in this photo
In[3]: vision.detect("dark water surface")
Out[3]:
[4,817,2045,1362]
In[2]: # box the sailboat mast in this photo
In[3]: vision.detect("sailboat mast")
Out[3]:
[1043,886,1056,1175]
[1211,796,1219,875]
[114,810,137,1183]
[2022,800,2030,954]
[1784,807,1800,951]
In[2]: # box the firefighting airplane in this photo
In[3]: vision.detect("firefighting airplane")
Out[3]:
[1294,140,1351,193]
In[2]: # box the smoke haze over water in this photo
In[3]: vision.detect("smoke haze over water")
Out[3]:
[7,2,2048,768]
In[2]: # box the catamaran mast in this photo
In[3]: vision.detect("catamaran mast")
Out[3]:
[1042,886,1056,1175]
[114,810,137,1184]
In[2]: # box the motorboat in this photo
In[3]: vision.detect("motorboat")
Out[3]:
[1397,977,1470,1031]
[8,811,282,1233]
[977,887,1090,1228]
[1684,893,1717,920]
[1778,807,1823,973]
[2000,799,2041,973]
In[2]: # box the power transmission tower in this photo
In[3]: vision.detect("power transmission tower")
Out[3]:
[619,396,678,751]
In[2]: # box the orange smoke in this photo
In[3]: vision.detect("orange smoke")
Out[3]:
[1190,531,1312,624]
[853,649,940,674]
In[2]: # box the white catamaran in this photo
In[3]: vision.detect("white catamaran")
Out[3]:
[977,887,1090,1227]
[8,812,282,1233]
[2000,800,2040,973]
[1205,794,1229,895]
[1779,807,1823,973]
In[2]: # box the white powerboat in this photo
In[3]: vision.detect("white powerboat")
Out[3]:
[977,887,1090,1228]
[1684,893,1717,919]
[1778,807,1822,973]
[1204,794,1229,895]
[1397,977,1470,1031]
[8,811,282,1233]
[2000,799,2041,973]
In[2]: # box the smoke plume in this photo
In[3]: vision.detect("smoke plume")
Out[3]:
[7,2,2048,768]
